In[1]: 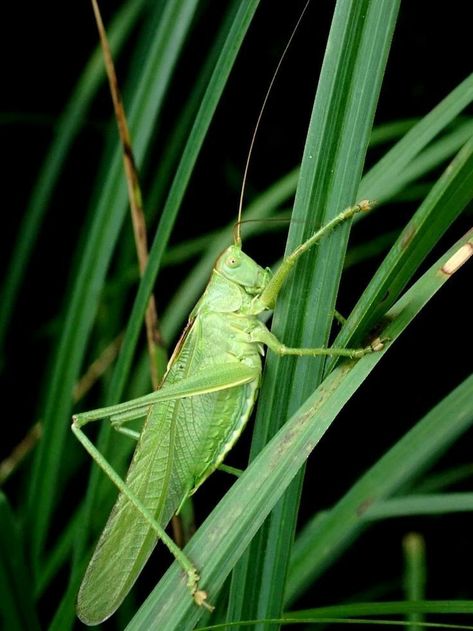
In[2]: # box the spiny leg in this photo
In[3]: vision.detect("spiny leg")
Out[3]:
[218,463,243,477]
[113,425,140,440]
[251,322,384,359]
[71,420,213,610]
[258,200,374,310]
[72,363,258,609]
[333,309,347,327]
[73,363,258,425]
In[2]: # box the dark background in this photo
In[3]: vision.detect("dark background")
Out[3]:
[1,0,472,623]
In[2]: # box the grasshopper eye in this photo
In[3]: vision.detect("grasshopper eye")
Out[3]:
[226,256,240,269]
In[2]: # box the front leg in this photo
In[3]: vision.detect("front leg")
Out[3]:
[257,201,374,310]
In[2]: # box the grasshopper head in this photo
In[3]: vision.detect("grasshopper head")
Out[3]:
[215,244,271,295]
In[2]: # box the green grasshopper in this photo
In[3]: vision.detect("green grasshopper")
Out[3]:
[72,199,381,624]
[72,1,382,625]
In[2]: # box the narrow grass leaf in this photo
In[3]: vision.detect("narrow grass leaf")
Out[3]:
[387,118,473,194]
[331,135,473,367]
[27,0,199,581]
[287,371,473,603]
[0,492,40,631]
[360,73,473,202]
[0,0,146,356]
[367,493,473,519]
[194,601,473,629]
[416,464,473,494]
[229,1,401,625]
[284,600,473,621]
[403,533,426,630]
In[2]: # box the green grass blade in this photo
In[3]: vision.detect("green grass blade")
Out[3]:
[359,73,473,201]
[26,0,199,575]
[123,221,472,631]
[330,135,473,363]
[403,533,426,631]
[34,508,81,598]
[229,1,400,625]
[48,568,85,631]
[0,492,40,631]
[284,600,473,622]
[369,118,418,145]
[368,493,473,518]
[192,601,473,628]
[286,370,473,604]
[388,118,473,193]
[0,0,146,358]
[415,464,473,493]
[344,229,400,268]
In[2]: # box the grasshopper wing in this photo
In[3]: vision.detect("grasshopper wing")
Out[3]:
[77,316,260,624]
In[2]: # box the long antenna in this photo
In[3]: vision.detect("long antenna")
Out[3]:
[235,0,311,246]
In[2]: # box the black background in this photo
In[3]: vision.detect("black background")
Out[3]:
[1,0,472,624]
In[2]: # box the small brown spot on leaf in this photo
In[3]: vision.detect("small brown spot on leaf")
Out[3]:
[400,224,416,249]
[356,496,374,517]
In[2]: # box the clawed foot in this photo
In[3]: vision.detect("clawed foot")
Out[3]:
[349,336,389,359]
[187,568,215,611]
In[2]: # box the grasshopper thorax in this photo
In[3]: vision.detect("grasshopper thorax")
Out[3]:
[215,244,271,296]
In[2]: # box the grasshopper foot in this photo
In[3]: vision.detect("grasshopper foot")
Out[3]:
[194,589,214,611]
[370,336,388,352]
[349,336,388,359]
[187,568,215,611]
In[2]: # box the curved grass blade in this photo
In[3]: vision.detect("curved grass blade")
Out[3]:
[360,73,473,202]
[193,601,473,629]
[0,0,146,357]
[286,371,473,603]
[416,464,473,494]
[229,1,401,625]
[27,0,199,579]
[330,135,473,366]
[0,492,40,631]
[282,600,473,626]
[124,227,472,631]
[367,492,473,519]
[385,118,473,194]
